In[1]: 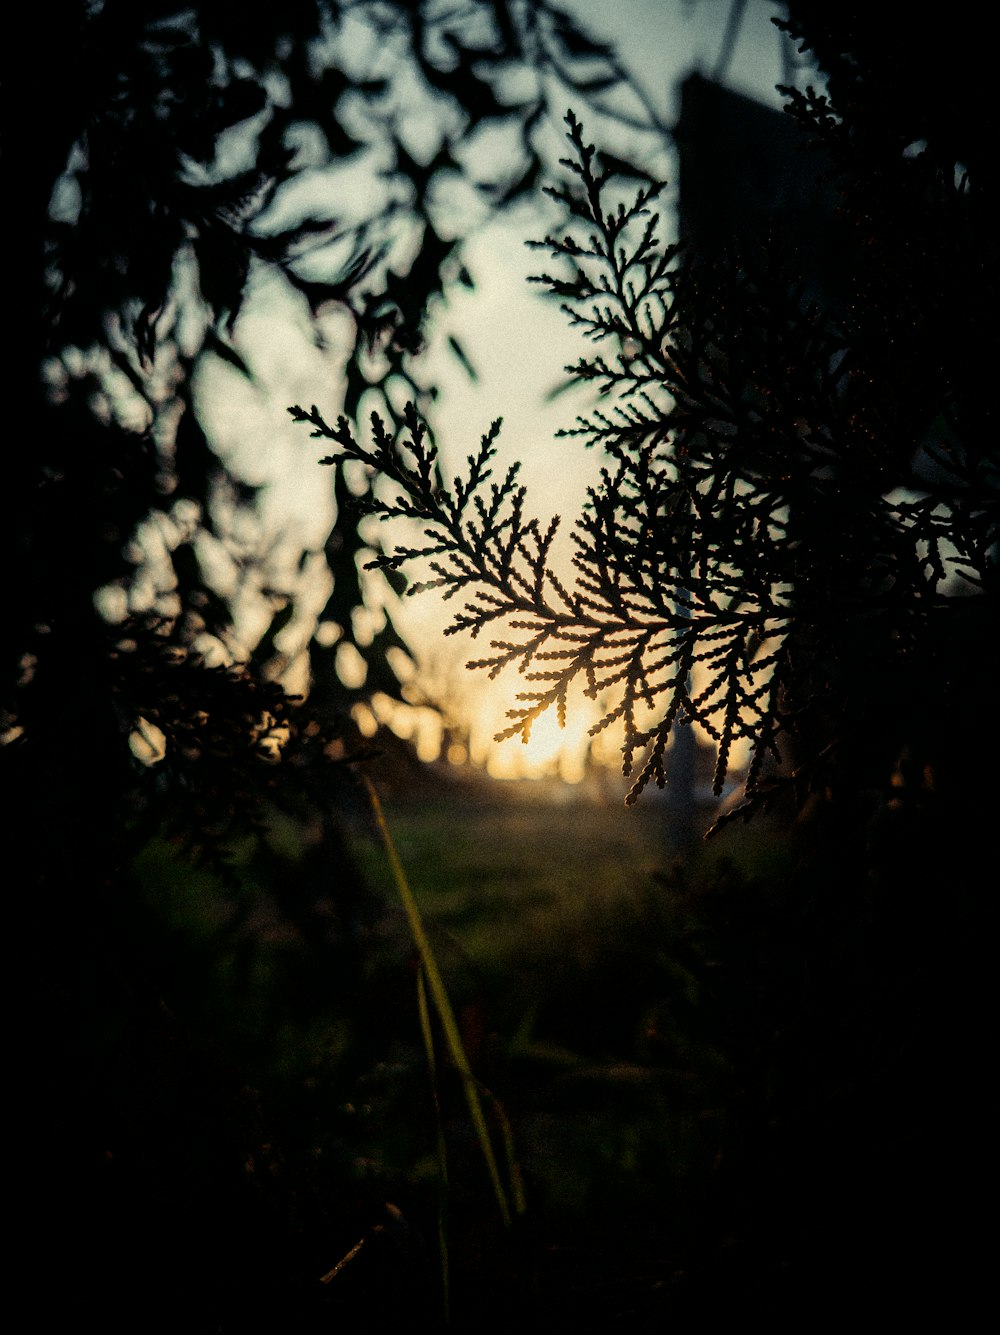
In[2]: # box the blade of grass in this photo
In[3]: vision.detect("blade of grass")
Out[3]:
[363,776,514,1229]
[483,1083,528,1219]
[416,966,451,1324]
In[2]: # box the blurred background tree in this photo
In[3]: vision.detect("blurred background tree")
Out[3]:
[12,0,665,785]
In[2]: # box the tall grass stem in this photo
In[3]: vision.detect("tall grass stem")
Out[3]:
[363,777,514,1229]
[416,967,451,1323]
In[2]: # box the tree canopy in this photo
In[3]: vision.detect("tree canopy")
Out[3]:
[10,0,666,851]
[295,13,998,826]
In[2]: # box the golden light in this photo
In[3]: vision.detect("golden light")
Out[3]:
[480,694,598,784]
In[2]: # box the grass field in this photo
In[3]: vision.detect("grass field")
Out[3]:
[351,781,669,974]
[340,775,753,1319]
[116,766,976,1326]
[126,769,807,1325]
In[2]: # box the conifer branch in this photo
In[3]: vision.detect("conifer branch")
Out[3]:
[293,109,997,820]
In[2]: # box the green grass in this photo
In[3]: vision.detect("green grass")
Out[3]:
[125,774,794,1323]
[345,781,741,1259]
[350,786,668,972]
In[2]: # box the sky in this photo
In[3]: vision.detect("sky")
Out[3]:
[195,0,811,782]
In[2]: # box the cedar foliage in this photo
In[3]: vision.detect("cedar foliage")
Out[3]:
[294,66,997,826]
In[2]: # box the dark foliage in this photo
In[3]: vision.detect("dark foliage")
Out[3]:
[9,0,669,869]
[296,74,997,826]
[18,0,667,748]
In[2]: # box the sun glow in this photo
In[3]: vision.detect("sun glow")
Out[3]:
[485,720,584,782]
[475,691,602,784]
